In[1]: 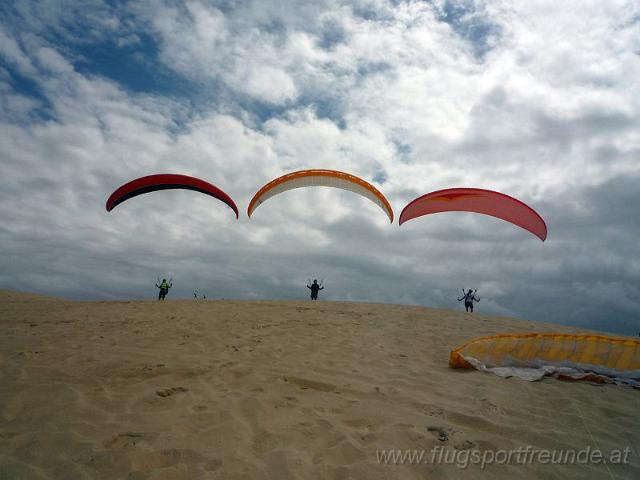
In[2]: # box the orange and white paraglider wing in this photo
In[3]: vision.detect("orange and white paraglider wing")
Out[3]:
[248,170,393,222]
[106,174,238,218]
[399,188,547,241]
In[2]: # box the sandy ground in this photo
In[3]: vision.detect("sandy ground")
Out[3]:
[0,290,637,479]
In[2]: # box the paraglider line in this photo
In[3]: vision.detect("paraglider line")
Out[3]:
[573,401,615,480]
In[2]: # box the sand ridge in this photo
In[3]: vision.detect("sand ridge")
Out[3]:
[0,291,637,479]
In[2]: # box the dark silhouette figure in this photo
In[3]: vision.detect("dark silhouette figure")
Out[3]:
[307,279,324,300]
[155,278,172,300]
[458,289,480,312]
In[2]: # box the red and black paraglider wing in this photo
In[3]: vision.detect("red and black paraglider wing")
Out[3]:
[399,188,547,241]
[106,174,239,218]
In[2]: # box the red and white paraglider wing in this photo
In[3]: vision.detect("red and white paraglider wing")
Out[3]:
[399,188,547,241]
[248,169,394,223]
[106,173,238,218]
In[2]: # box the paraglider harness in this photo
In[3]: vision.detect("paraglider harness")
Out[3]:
[156,277,172,300]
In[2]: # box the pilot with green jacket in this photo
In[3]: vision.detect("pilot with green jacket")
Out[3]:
[155,278,172,301]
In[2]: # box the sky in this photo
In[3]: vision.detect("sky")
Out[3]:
[1,0,639,335]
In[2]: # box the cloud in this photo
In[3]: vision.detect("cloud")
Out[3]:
[0,0,639,335]
[0,25,37,76]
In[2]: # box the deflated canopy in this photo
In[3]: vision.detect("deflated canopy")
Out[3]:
[399,188,547,241]
[248,169,394,223]
[106,174,239,218]
[450,333,640,387]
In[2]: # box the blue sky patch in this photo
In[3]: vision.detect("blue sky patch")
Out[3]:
[4,67,54,122]
[73,33,193,97]
[435,0,501,59]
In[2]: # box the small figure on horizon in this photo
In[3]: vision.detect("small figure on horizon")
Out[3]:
[194,293,198,299]
[203,295,206,300]
[307,279,324,301]
[155,278,172,301]
[458,288,480,312]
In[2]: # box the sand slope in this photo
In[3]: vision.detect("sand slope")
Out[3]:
[0,290,637,479]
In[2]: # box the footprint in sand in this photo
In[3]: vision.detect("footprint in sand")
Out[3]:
[17,350,42,357]
[342,418,370,428]
[421,403,444,417]
[454,439,476,450]
[480,398,503,415]
[427,426,450,442]
[390,353,408,359]
[156,387,188,398]
[142,364,166,372]
[287,376,338,393]
[105,432,157,449]
[130,448,219,471]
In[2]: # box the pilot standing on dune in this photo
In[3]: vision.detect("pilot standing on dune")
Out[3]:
[156,278,172,301]
[307,280,324,301]
[458,288,480,312]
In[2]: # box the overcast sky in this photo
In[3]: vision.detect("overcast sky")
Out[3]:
[1,0,639,335]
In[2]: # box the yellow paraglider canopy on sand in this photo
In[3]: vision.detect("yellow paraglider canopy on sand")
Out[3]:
[450,333,640,387]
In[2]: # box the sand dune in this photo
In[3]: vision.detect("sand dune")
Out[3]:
[0,290,637,479]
